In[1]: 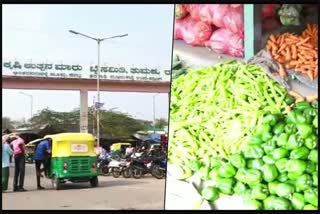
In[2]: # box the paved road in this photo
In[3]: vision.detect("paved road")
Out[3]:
[2,163,165,210]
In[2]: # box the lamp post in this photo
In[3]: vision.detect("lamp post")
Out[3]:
[69,30,128,147]
[152,93,159,134]
[19,91,33,128]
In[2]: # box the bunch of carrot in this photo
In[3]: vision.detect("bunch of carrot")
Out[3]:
[266,24,318,80]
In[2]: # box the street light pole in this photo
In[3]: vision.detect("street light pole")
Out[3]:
[19,92,33,127]
[152,93,159,134]
[97,39,101,148]
[69,30,128,147]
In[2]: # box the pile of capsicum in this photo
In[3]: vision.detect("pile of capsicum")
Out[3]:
[198,100,318,210]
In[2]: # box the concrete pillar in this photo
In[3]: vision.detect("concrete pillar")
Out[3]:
[80,90,88,133]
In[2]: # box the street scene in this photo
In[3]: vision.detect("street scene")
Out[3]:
[2,163,165,210]
[2,4,173,210]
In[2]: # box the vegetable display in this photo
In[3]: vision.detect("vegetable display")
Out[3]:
[168,59,318,210]
[266,24,318,80]
[169,60,287,162]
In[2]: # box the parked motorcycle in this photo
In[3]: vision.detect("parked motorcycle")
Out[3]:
[151,157,166,179]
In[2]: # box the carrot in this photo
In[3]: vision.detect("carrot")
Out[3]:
[278,63,287,77]
[291,45,297,60]
[285,64,295,69]
[268,41,278,51]
[285,47,291,62]
[277,44,287,53]
[288,90,304,101]
[297,37,310,45]
[270,35,276,43]
[307,95,318,102]
[307,69,314,80]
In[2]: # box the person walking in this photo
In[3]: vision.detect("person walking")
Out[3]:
[2,136,13,192]
[33,138,51,189]
[10,134,27,192]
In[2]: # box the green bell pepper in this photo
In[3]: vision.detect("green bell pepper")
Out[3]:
[262,155,276,164]
[287,172,301,181]
[275,158,288,173]
[262,131,273,142]
[251,183,269,200]
[262,141,276,155]
[276,133,289,147]
[216,176,234,195]
[295,101,311,110]
[217,163,236,178]
[235,168,262,186]
[290,146,309,160]
[295,174,313,192]
[284,124,296,135]
[286,111,297,124]
[308,149,318,163]
[263,114,278,126]
[275,183,295,198]
[263,195,292,210]
[268,182,279,195]
[296,112,307,124]
[210,157,222,168]
[229,154,246,169]
[261,164,278,182]
[305,161,316,174]
[209,167,219,180]
[297,124,313,139]
[285,134,303,150]
[313,115,318,128]
[234,181,247,195]
[248,159,264,170]
[272,148,289,160]
[277,173,288,182]
[284,95,295,105]
[243,145,264,159]
[303,204,317,210]
[273,122,285,135]
[311,99,318,108]
[201,186,220,202]
[312,172,318,187]
[199,166,210,180]
[256,124,271,135]
[286,159,307,175]
[189,160,202,171]
[291,193,306,210]
[248,134,264,145]
[304,188,318,207]
[304,134,317,150]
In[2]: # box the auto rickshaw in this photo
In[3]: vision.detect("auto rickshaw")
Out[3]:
[29,133,99,190]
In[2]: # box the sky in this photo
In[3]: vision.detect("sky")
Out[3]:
[2,4,174,122]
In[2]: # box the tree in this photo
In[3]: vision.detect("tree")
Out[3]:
[154,118,168,129]
[2,117,14,130]
[29,107,152,138]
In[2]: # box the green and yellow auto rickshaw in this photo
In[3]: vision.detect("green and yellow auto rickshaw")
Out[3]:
[30,133,99,190]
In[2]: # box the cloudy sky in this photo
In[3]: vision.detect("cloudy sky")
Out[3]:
[2,4,174,122]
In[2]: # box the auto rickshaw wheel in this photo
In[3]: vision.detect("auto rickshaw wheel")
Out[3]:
[112,168,121,178]
[52,177,61,190]
[90,176,98,187]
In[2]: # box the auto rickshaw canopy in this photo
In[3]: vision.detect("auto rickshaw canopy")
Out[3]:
[44,133,96,158]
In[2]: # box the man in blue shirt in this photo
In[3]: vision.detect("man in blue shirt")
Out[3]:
[34,139,51,189]
[2,136,13,192]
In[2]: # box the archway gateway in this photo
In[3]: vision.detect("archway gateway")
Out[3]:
[2,59,171,133]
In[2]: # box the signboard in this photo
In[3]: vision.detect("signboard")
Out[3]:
[2,59,171,82]
[71,143,88,153]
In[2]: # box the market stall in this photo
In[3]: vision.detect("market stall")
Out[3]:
[167,4,318,210]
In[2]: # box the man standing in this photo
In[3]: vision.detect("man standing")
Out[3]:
[2,136,13,192]
[10,134,27,192]
[34,139,51,189]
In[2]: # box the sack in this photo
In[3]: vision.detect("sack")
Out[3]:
[205,28,244,57]
[174,16,213,46]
